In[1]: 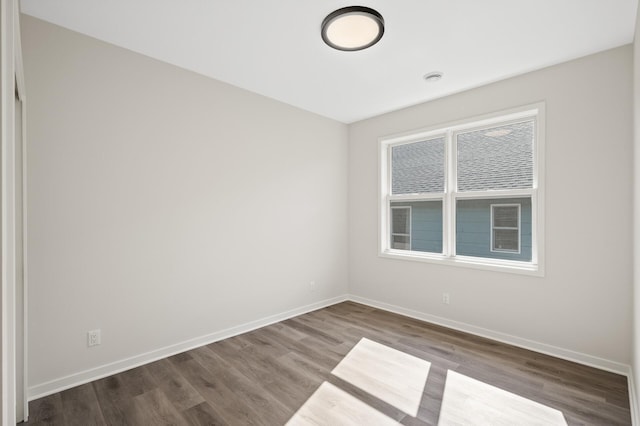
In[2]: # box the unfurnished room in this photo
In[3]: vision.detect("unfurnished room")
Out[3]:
[1,0,640,424]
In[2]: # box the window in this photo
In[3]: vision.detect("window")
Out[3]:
[391,206,411,249]
[491,204,520,253]
[379,104,544,274]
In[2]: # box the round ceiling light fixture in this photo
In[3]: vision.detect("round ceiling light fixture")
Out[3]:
[321,6,384,51]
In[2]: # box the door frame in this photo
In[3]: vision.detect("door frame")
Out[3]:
[2,0,27,422]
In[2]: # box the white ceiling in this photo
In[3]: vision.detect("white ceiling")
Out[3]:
[20,0,638,123]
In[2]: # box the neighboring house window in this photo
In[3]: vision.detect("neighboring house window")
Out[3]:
[491,204,520,253]
[391,206,411,249]
[379,104,544,275]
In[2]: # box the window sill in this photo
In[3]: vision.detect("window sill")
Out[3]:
[379,250,543,277]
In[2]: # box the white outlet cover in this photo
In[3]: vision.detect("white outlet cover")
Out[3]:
[87,329,101,347]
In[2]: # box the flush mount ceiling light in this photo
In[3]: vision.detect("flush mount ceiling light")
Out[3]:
[321,6,384,51]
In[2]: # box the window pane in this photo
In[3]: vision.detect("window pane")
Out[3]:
[391,235,410,250]
[493,229,518,252]
[391,207,410,234]
[493,205,518,228]
[392,137,445,194]
[456,197,531,261]
[457,121,533,191]
[391,201,442,253]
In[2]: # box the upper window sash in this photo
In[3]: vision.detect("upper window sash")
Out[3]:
[388,134,447,196]
[452,117,537,193]
[384,117,539,197]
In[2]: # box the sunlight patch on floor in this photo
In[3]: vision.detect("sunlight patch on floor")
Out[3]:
[438,370,567,426]
[331,337,431,417]
[286,381,399,425]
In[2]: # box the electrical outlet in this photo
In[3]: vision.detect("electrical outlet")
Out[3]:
[87,329,101,347]
[310,281,316,292]
[442,293,450,305]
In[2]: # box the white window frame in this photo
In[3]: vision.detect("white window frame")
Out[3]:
[390,206,412,250]
[490,203,521,254]
[378,103,545,276]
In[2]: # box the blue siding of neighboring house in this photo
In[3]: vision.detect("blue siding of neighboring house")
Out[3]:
[392,201,443,253]
[393,197,531,260]
[456,197,532,261]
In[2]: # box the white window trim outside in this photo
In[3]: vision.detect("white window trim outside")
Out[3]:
[378,103,545,276]
[490,203,521,254]
[390,205,412,250]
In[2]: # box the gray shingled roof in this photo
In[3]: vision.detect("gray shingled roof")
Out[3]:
[392,121,533,194]
[392,137,445,194]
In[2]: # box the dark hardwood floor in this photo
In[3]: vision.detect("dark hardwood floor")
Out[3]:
[24,302,631,425]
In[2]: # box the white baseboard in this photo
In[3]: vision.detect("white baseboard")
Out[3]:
[28,294,349,400]
[29,292,634,412]
[629,367,639,426]
[349,295,631,376]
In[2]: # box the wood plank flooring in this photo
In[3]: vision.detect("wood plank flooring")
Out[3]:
[23,302,632,425]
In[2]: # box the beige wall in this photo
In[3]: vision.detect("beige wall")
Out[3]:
[349,46,633,365]
[22,15,348,391]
